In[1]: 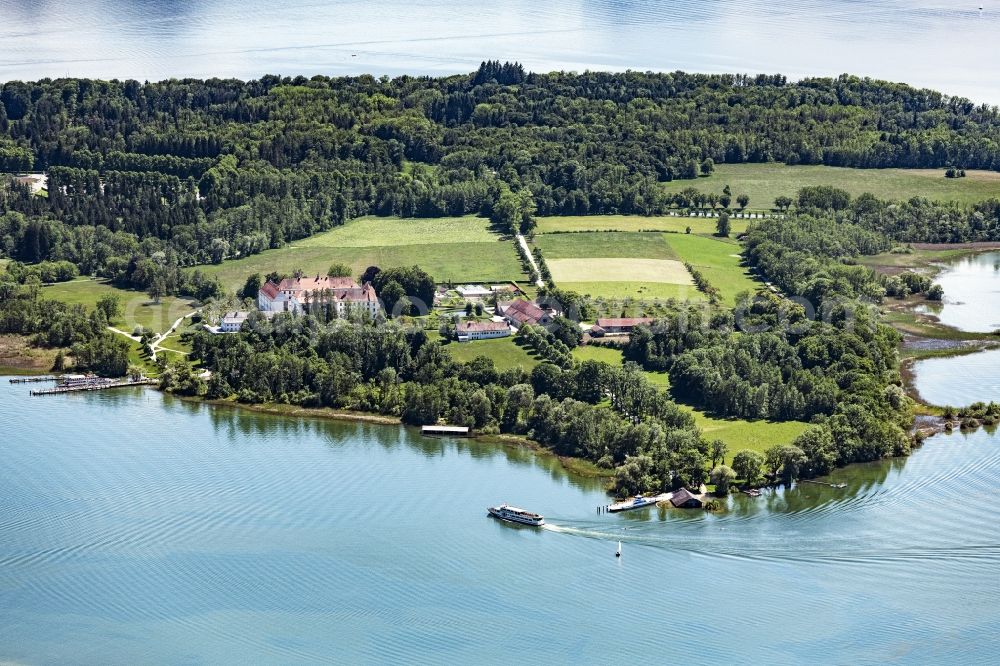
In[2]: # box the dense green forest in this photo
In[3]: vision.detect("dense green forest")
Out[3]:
[3,64,1000,296]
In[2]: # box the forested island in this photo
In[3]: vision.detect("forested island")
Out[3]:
[3,63,1000,495]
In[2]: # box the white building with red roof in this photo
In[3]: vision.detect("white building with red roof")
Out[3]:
[257,275,379,318]
[456,320,511,342]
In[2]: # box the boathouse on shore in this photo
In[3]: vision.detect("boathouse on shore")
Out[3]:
[670,488,703,508]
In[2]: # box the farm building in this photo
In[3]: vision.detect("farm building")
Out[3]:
[593,317,654,335]
[456,320,511,342]
[669,488,703,508]
[497,299,552,327]
[258,276,379,318]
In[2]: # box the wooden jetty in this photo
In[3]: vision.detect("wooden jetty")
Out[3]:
[30,378,156,395]
[421,425,471,437]
[9,376,58,383]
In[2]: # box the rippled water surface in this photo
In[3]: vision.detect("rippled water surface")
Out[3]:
[0,0,999,102]
[2,379,999,662]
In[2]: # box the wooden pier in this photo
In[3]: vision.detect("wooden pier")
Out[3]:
[421,425,471,437]
[30,378,157,395]
[9,376,58,383]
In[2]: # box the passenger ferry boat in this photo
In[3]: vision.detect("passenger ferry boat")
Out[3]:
[487,504,545,527]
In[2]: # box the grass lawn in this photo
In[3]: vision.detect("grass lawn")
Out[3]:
[572,345,626,364]
[548,258,692,283]
[201,241,525,292]
[689,411,809,463]
[535,215,749,236]
[665,234,762,304]
[662,163,1000,208]
[535,232,701,301]
[572,345,669,387]
[533,231,679,260]
[295,215,501,248]
[199,215,525,291]
[557,280,701,301]
[433,333,540,371]
[41,279,198,334]
[159,327,195,356]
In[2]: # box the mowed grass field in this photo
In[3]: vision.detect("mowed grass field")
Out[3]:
[689,411,810,463]
[534,232,702,301]
[431,333,540,371]
[667,234,761,304]
[201,216,526,291]
[295,215,501,247]
[662,163,1000,208]
[534,231,679,260]
[535,214,750,236]
[41,279,197,334]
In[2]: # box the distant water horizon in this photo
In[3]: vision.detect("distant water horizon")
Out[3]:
[1,0,999,104]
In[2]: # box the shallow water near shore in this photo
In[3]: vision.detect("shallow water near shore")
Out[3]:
[910,251,1000,405]
[931,251,1000,333]
[2,379,999,662]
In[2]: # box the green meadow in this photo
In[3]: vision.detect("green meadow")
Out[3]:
[41,279,197,334]
[295,215,501,247]
[662,163,1000,208]
[666,234,761,304]
[533,231,680,260]
[535,214,750,236]
[432,333,540,371]
[534,231,702,301]
[201,216,526,291]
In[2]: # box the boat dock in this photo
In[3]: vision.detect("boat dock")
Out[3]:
[30,378,157,395]
[421,425,471,437]
[9,376,59,383]
[605,492,673,513]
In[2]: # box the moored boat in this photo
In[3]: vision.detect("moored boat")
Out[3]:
[488,504,545,526]
[607,492,672,512]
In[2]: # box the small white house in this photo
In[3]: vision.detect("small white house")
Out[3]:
[220,311,250,333]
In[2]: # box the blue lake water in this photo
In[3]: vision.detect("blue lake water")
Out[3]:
[2,380,1000,663]
[0,0,998,103]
